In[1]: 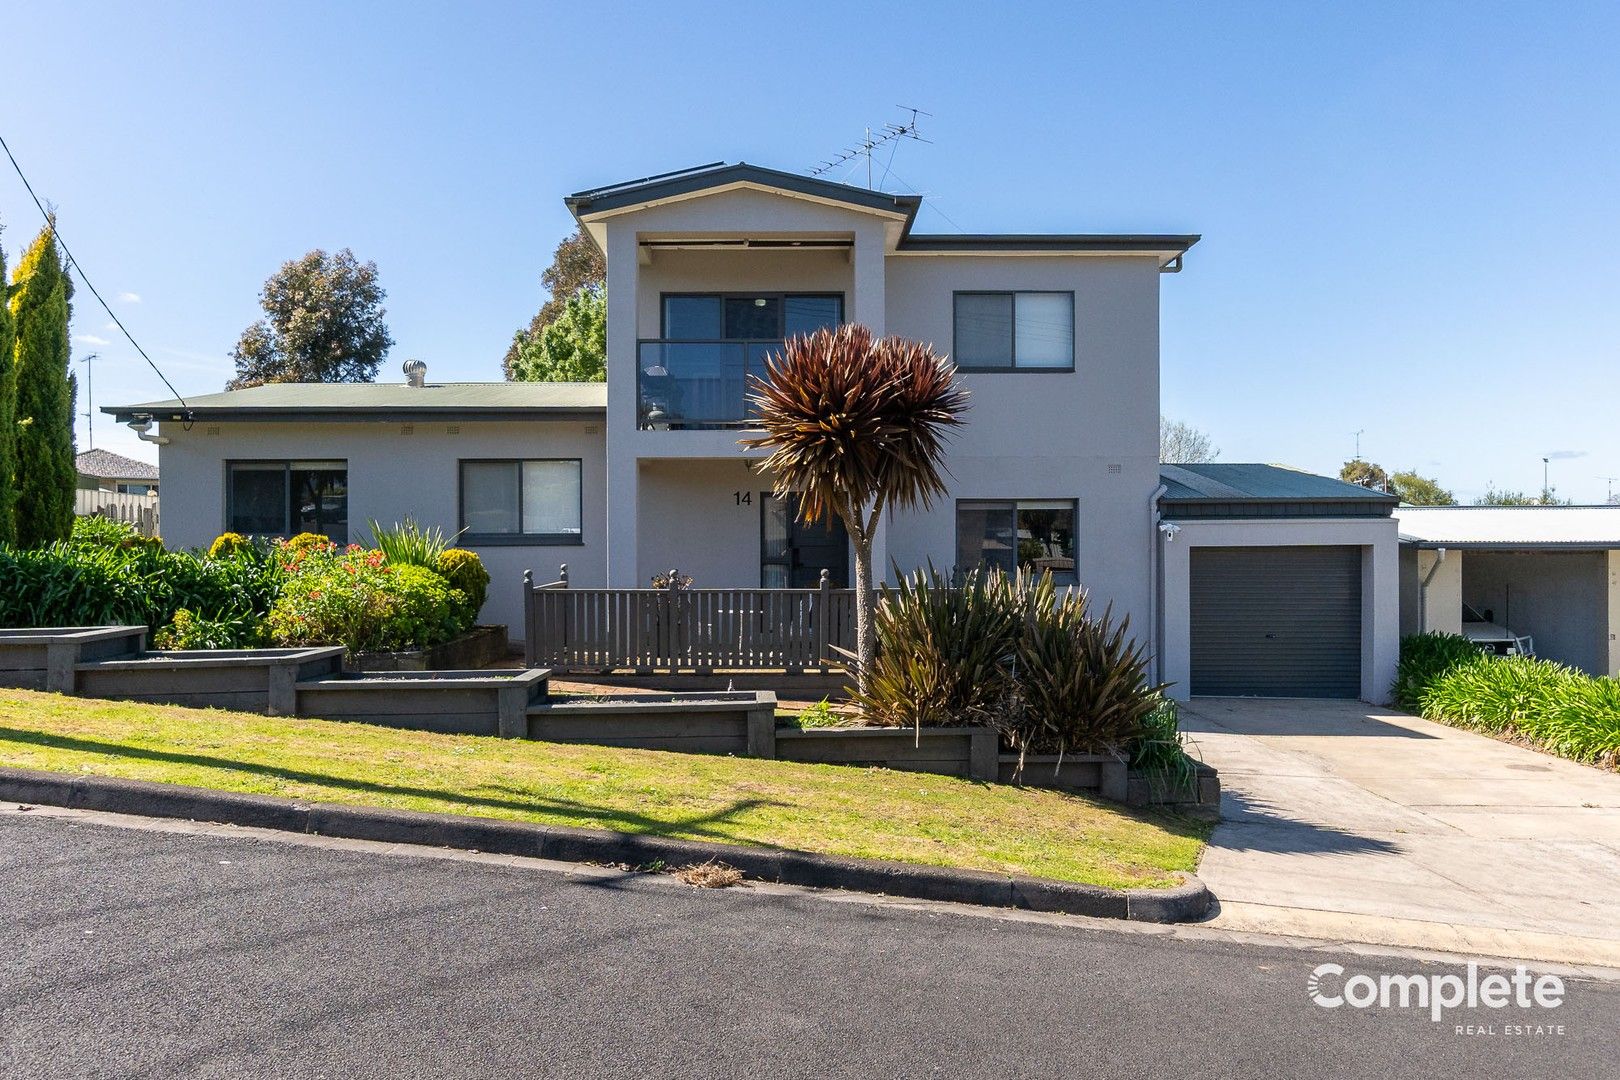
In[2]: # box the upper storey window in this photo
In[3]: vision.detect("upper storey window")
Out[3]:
[953,291,1074,370]
[661,294,843,341]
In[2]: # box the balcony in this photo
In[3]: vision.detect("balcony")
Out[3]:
[637,339,785,430]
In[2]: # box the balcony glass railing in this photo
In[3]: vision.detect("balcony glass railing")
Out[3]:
[637,339,785,429]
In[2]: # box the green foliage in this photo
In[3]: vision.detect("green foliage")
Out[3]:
[436,548,489,621]
[10,223,76,547]
[367,517,457,568]
[1015,584,1164,756]
[852,565,1168,760]
[1400,638,1620,767]
[1474,486,1567,506]
[227,248,392,389]
[508,285,606,382]
[1389,470,1455,506]
[503,227,605,379]
[154,608,269,650]
[1339,459,1389,491]
[1129,697,1200,795]
[207,532,252,559]
[0,239,15,545]
[1392,632,1482,707]
[266,549,467,654]
[795,698,842,728]
[850,565,1022,731]
[0,519,282,642]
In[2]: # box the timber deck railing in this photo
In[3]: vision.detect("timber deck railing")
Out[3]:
[523,565,859,673]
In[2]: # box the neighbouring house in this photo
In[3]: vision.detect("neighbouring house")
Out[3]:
[107,161,1402,701]
[1396,505,1620,677]
[75,448,159,496]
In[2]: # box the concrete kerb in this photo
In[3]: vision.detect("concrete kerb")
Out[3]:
[0,766,1212,923]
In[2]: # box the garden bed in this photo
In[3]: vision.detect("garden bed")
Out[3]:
[775,725,999,781]
[346,625,510,673]
[527,691,776,756]
[294,668,550,737]
[0,626,148,691]
[75,647,346,714]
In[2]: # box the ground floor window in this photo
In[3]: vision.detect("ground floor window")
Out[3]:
[226,461,348,544]
[956,499,1077,583]
[460,459,582,544]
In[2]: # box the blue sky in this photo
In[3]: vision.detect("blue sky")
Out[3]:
[5,1,1617,501]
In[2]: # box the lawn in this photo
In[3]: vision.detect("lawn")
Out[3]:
[0,689,1207,890]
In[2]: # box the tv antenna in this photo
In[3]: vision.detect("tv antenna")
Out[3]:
[78,353,99,449]
[810,107,931,190]
[1598,476,1619,502]
[1351,429,1364,460]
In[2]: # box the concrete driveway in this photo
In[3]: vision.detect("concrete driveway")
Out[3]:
[1180,698,1620,969]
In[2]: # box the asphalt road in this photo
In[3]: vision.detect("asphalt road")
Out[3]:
[1,812,1614,1080]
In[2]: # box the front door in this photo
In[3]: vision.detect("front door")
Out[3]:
[761,493,850,588]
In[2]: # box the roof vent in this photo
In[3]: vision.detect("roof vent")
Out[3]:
[403,359,427,387]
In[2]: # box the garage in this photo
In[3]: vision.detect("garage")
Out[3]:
[1155,464,1401,703]
[1189,546,1362,697]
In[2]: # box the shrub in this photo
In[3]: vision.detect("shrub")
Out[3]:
[0,527,282,646]
[436,548,490,622]
[850,565,1021,731]
[207,532,252,560]
[1015,586,1163,756]
[368,518,457,569]
[154,608,269,650]
[1129,696,1201,795]
[267,551,466,654]
[852,566,1165,761]
[1392,632,1481,708]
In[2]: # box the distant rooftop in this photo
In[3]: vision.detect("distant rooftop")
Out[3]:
[75,448,158,480]
[1160,463,1398,503]
[105,382,608,423]
[1395,505,1620,549]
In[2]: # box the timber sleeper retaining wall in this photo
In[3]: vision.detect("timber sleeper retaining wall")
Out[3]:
[0,626,148,692]
[75,647,347,715]
[528,692,777,757]
[775,726,999,782]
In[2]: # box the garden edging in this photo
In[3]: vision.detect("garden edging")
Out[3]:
[0,765,1212,923]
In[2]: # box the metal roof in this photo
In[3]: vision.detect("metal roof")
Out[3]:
[1394,506,1620,550]
[565,162,1198,265]
[75,448,158,480]
[1160,463,1399,504]
[104,382,608,423]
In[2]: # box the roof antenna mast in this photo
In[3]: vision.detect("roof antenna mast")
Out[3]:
[810,107,932,190]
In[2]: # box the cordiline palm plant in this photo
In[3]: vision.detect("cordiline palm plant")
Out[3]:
[743,324,968,690]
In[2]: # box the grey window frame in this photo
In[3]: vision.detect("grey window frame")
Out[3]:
[951,290,1076,372]
[224,459,349,543]
[954,498,1080,584]
[458,458,584,547]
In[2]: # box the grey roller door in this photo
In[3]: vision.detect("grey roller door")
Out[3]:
[1190,546,1362,698]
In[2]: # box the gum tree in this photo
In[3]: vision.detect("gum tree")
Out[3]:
[744,324,968,690]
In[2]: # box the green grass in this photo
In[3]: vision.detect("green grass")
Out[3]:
[0,689,1207,890]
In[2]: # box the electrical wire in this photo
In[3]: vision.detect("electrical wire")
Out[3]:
[0,132,190,415]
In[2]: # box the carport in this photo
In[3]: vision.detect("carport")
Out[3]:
[1156,464,1400,702]
[1396,506,1620,677]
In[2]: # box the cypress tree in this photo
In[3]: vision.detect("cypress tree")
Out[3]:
[10,223,75,547]
[0,239,15,545]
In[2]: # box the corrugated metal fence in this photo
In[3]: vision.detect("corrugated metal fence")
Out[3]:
[524,565,858,673]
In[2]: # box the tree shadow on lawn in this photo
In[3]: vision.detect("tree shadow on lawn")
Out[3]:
[0,726,784,844]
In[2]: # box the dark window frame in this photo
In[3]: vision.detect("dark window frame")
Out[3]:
[457,457,585,547]
[951,290,1076,372]
[224,459,349,544]
[658,292,846,339]
[955,497,1080,584]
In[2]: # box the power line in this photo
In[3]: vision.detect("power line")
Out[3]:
[0,132,190,414]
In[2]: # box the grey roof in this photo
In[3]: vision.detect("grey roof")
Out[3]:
[1394,505,1620,550]
[567,162,922,225]
[105,381,608,423]
[1160,463,1399,504]
[75,448,158,480]
[565,162,1198,262]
